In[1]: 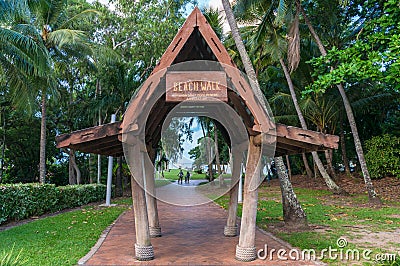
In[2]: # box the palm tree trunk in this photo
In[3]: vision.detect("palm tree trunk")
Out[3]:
[39,91,47,184]
[96,80,102,184]
[69,149,76,185]
[325,149,336,178]
[200,119,213,181]
[72,154,81,185]
[338,83,380,203]
[214,125,222,175]
[213,123,224,186]
[279,58,346,195]
[116,156,123,197]
[89,154,93,183]
[302,153,313,178]
[299,3,380,204]
[69,149,81,184]
[221,0,308,227]
[275,157,307,227]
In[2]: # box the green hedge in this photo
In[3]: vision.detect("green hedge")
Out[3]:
[0,184,107,225]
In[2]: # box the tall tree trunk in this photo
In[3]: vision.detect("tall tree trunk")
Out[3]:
[285,155,292,180]
[200,119,213,181]
[279,58,346,195]
[214,124,222,175]
[116,156,123,197]
[69,149,76,185]
[96,80,102,184]
[69,149,81,184]
[299,3,380,204]
[314,160,319,178]
[39,91,47,184]
[213,123,224,186]
[338,83,380,203]
[276,157,307,227]
[89,154,93,183]
[324,149,336,179]
[221,0,308,226]
[302,153,313,178]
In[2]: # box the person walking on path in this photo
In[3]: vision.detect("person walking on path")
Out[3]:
[178,169,184,184]
[185,171,191,183]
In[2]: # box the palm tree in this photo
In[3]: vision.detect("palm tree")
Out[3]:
[0,1,51,112]
[221,0,307,227]
[233,0,346,194]
[17,0,97,183]
[297,1,381,204]
[234,0,380,205]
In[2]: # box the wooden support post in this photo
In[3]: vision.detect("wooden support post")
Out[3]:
[236,136,261,262]
[131,144,154,261]
[224,149,241,237]
[144,153,162,237]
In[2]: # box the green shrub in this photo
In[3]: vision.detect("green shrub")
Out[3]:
[365,134,400,179]
[0,184,106,225]
[57,184,107,209]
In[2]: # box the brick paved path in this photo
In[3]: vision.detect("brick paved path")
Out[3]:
[83,195,318,265]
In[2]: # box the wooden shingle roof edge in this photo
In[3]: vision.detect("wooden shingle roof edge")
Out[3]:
[56,121,339,157]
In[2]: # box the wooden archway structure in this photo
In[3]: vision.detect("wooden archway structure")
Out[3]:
[56,8,339,262]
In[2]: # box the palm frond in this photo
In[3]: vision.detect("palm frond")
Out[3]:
[93,45,121,65]
[351,93,394,114]
[234,0,264,21]
[0,58,38,114]
[59,9,101,30]
[0,27,50,76]
[273,114,299,124]
[274,0,288,26]
[202,7,224,40]
[0,0,12,22]
[270,91,293,105]
[47,29,86,49]
[37,0,66,26]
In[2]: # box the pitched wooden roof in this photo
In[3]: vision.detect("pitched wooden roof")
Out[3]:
[56,8,339,157]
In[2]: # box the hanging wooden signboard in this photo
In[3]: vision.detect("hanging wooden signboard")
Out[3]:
[166,71,228,102]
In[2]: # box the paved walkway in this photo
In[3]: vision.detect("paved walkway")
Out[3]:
[155,180,213,206]
[82,184,319,265]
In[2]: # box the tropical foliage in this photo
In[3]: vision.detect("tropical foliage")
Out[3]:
[0,0,398,199]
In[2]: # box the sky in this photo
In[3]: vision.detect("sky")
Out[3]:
[172,119,203,169]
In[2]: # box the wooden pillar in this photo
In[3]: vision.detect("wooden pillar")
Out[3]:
[236,136,261,262]
[131,144,154,261]
[224,149,241,237]
[144,150,162,237]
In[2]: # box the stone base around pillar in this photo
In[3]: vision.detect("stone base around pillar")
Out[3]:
[149,226,162,237]
[134,243,154,261]
[235,245,257,262]
[223,225,238,237]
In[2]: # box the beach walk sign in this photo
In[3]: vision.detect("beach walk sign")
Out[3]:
[166,71,228,102]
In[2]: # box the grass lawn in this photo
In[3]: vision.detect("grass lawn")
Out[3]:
[162,168,207,181]
[215,183,400,265]
[155,179,173,187]
[0,201,129,265]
